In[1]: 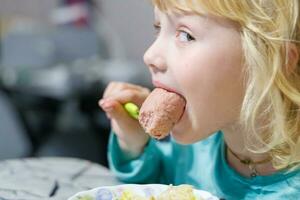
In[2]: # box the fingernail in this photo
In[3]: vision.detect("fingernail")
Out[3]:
[103,107,114,112]
[102,102,115,111]
[99,99,105,106]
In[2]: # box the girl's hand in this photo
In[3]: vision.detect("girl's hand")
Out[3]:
[98,81,150,157]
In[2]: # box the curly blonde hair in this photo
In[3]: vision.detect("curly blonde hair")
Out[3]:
[151,0,300,170]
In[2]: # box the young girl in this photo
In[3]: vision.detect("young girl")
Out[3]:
[99,0,300,199]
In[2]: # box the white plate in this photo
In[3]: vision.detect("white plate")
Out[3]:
[68,184,219,200]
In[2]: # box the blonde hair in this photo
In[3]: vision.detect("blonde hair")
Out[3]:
[152,0,300,170]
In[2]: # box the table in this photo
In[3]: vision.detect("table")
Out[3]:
[0,157,121,200]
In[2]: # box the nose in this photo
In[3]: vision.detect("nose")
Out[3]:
[143,39,167,73]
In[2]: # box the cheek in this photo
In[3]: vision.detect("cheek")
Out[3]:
[174,44,245,131]
[175,50,225,100]
[176,39,244,99]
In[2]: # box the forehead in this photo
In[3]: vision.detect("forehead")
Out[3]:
[152,0,206,15]
[153,4,239,30]
[153,6,208,27]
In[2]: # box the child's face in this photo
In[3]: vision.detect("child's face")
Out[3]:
[144,7,245,144]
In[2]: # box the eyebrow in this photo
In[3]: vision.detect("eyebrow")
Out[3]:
[154,7,210,33]
[166,9,207,21]
[179,10,207,17]
[170,12,209,29]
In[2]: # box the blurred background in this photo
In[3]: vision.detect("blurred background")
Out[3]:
[0,0,154,167]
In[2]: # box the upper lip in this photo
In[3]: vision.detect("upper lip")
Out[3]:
[152,80,183,97]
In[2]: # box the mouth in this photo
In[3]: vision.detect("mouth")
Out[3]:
[152,80,187,122]
[152,80,186,100]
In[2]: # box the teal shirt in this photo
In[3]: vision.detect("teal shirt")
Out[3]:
[108,131,300,199]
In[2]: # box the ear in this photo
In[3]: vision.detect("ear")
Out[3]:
[284,42,299,75]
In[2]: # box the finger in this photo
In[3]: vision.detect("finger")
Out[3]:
[102,82,118,99]
[106,89,149,107]
[110,81,149,91]
[100,98,139,124]
[103,82,149,99]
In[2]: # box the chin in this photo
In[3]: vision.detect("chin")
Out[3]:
[170,107,212,144]
[171,126,215,145]
[170,130,197,145]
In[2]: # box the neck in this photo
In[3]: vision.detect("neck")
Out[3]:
[222,124,277,177]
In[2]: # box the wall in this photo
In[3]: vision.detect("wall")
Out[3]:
[0,0,57,24]
[0,0,155,61]
[99,0,155,61]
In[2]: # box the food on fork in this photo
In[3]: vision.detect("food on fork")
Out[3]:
[138,88,186,139]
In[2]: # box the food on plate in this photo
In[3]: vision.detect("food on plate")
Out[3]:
[119,185,201,200]
[138,88,186,139]
[120,189,154,200]
[72,185,208,200]
[75,195,93,200]
[156,185,200,200]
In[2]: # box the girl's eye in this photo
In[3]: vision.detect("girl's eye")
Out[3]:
[177,31,195,42]
[153,24,161,36]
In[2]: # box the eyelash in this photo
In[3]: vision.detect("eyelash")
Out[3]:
[153,24,161,36]
[153,24,196,42]
[176,30,195,42]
